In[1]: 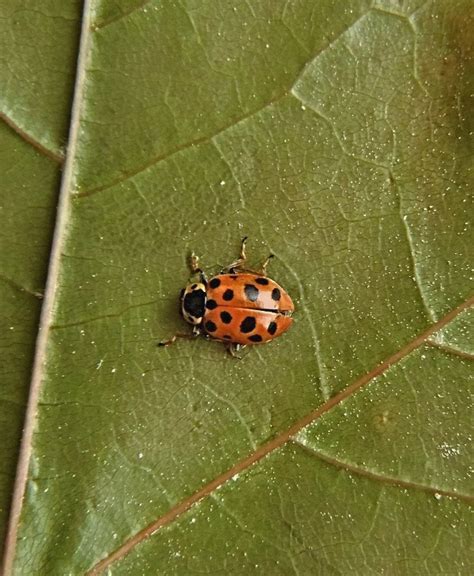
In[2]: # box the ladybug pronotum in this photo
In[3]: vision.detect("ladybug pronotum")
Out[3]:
[159,238,294,356]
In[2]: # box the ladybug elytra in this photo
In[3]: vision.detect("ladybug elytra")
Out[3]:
[159,237,294,356]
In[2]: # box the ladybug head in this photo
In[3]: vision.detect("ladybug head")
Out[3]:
[180,282,207,325]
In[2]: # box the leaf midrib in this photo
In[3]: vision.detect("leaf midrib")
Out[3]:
[1,1,93,574]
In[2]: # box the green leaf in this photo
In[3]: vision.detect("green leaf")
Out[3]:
[0,0,82,555]
[2,1,473,574]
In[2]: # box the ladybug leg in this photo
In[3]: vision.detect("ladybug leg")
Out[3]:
[226,237,273,276]
[226,236,248,272]
[224,342,245,359]
[238,236,248,262]
[158,327,200,348]
[258,253,274,276]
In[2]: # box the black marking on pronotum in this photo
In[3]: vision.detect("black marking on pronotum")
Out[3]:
[240,316,256,333]
[204,320,217,333]
[249,334,262,342]
[255,277,269,285]
[191,283,198,290]
[244,284,259,302]
[209,278,221,289]
[183,290,206,318]
[220,311,232,324]
[206,299,217,310]
[267,321,277,335]
[223,289,234,301]
[271,288,281,301]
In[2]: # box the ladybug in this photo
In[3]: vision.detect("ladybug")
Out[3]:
[159,237,294,356]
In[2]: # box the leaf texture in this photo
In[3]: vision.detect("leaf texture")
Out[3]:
[2,0,473,574]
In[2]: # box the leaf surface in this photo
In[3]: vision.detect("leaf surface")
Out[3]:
[0,0,82,555]
[2,1,473,574]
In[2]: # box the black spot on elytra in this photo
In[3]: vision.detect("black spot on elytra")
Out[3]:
[271,288,281,301]
[256,277,269,285]
[183,290,205,318]
[244,284,259,302]
[206,299,217,310]
[267,321,277,335]
[220,311,232,324]
[223,289,234,301]
[240,316,256,333]
[249,334,262,342]
[204,320,217,333]
[229,275,238,279]
[209,278,221,289]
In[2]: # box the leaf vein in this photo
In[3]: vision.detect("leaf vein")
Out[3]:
[1,111,64,164]
[76,10,372,199]
[425,340,474,361]
[291,439,473,502]
[91,0,153,31]
[0,273,43,300]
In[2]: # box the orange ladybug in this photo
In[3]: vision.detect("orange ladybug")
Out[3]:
[159,237,294,356]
